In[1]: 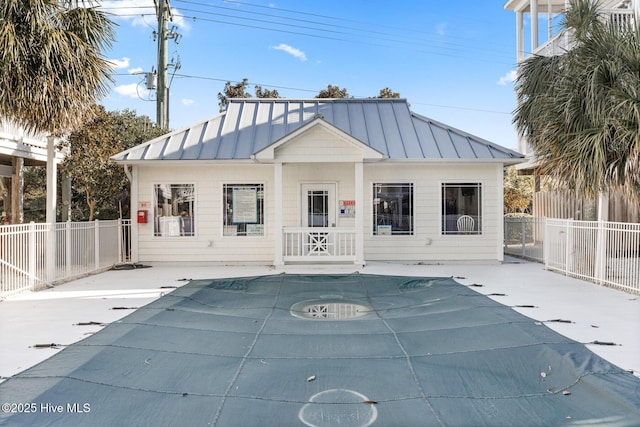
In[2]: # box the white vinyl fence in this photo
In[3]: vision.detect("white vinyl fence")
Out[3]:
[0,220,131,297]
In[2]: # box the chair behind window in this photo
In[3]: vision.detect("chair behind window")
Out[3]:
[456,215,475,233]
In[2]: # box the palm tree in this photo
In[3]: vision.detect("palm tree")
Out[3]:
[513,0,640,200]
[0,0,115,134]
[1,0,115,224]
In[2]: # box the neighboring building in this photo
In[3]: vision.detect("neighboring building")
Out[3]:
[504,0,639,221]
[112,98,523,265]
[0,120,64,224]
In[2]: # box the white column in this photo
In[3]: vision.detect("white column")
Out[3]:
[274,162,284,266]
[594,192,609,284]
[516,11,525,61]
[46,135,57,224]
[354,162,364,265]
[46,135,57,282]
[547,0,553,40]
[496,165,505,263]
[531,0,539,52]
[597,192,609,222]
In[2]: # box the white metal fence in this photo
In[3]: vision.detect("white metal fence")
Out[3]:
[506,217,640,295]
[545,219,640,295]
[0,220,131,297]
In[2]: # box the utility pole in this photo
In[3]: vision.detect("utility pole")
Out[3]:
[156,0,169,129]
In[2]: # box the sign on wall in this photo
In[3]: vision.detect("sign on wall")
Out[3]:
[340,200,355,218]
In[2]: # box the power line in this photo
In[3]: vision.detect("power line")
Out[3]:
[168,0,514,61]
[162,12,513,66]
[112,71,513,115]
[104,4,514,64]
[163,73,512,115]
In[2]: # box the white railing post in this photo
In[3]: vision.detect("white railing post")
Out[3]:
[65,220,72,277]
[94,219,100,271]
[29,222,36,290]
[46,221,55,284]
[117,218,123,263]
[521,217,527,257]
[594,220,607,285]
[543,218,551,270]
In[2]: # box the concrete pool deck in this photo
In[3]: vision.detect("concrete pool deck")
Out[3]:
[1,257,638,383]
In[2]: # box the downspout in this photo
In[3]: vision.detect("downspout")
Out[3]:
[123,164,139,263]
[124,164,133,183]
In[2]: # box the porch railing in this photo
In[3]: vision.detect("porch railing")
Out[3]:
[283,227,356,262]
[0,219,131,297]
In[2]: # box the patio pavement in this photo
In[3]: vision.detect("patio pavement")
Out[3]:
[1,257,638,383]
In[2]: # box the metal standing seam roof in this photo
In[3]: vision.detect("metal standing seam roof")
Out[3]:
[111,99,523,163]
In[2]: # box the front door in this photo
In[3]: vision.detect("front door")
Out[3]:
[301,184,336,255]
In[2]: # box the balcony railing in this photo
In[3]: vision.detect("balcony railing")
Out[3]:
[283,227,356,263]
[531,9,634,58]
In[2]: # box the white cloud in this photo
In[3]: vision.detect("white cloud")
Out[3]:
[170,8,191,32]
[497,70,517,86]
[98,1,190,31]
[114,83,147,99]
[108,57,130,69]
[128,67,144,75]
[271,43,307,62]
[182,98,195,106]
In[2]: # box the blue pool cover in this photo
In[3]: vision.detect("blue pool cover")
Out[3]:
[1,273,639,426]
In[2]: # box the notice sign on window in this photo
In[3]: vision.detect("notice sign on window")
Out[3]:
[232,187,258,223]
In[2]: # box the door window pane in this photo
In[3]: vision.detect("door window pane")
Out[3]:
[308,190,328,227]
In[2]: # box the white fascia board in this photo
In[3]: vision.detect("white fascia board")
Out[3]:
[111,159,257,167]
[370,157,525,166]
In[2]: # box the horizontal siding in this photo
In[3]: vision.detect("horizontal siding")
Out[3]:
[276,125,364,163]
[362,163,502,262]
[136,164,275,263]
[134,161,504,263]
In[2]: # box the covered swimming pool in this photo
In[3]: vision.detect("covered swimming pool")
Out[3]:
[1,273,639,426]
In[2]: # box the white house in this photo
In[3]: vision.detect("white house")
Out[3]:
[112,98,523,265]
[1,119,64,224]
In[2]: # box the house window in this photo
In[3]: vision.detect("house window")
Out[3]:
[442,183,482,235]
[372,183,414,235]
[223,184,265,236]
[153,184,195,237]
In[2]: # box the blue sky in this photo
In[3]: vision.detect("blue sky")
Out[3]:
[99,1,521,149]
